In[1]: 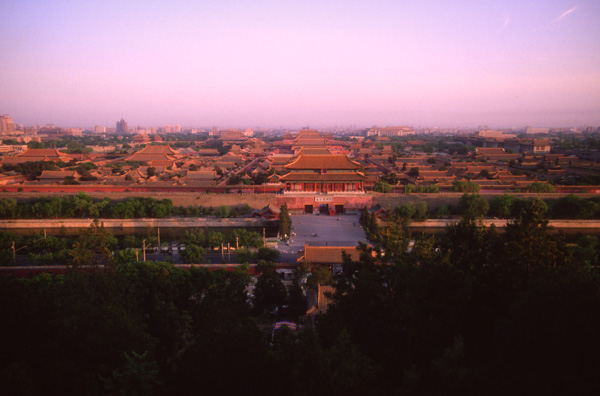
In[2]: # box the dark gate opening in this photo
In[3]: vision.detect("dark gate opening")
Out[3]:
[335,204,344,215]
[319,204,329,214]
[304,204,313,214]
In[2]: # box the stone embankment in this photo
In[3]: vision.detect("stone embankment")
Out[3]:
[407,219,600,229]
[0,217,271,229]
[1,217,599,231]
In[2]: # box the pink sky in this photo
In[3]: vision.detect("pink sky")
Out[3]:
[1,0,599,129]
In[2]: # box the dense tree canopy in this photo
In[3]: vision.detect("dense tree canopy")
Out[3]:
[2,199,600,395]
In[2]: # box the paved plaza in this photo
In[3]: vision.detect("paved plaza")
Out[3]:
[276,213,367,263]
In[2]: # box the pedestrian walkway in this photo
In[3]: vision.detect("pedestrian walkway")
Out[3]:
[276,213,367,263]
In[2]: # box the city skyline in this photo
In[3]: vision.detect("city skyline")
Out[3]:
[1,0,599,129]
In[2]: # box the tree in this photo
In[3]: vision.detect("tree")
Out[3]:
[490,194,514,218]
[70,220,117,266]
[451,180,480,193]
[236,248,256,264]
[253,266,287,314]
[382,172,399,185]
[146,167,156,178]
[373,182,392,193]
[232,228,262,248]
[307,265,332,289]
[435,204,451,218]
[501,198,569,275]
[287,278,308,320]
[414,201,429,221]
[527,182,554,193]
[408,167,420,177]
[256,247,280,263]
[101,351,161,395]
[550,194,596,219]
[228,174,242,185]
[254,172,268,185]
[27,141,45,149]
[278,203,291,240]
[396,203,416,220]
[217,206,231,218]
[181,244,206,264]
[217,144,231,156]
[457,194,489,219]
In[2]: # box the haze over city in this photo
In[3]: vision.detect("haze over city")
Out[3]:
[1,0,599,129]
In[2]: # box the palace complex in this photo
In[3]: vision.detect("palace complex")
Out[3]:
[279,154,367,193]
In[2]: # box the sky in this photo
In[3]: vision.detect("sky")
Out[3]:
[1,0,599,129]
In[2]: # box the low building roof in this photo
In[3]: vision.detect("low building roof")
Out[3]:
[300,245,364,264]
[38,170,77,179]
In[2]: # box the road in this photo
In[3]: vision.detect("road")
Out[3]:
[276,213,367,263]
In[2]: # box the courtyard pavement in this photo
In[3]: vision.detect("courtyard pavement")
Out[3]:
[276,213,368,263]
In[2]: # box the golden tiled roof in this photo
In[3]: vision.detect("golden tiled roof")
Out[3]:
[285,154,363,170]
[279,172,367,182]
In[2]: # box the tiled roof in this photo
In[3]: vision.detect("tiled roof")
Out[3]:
[38,170,77,179]
[294,130,323,139]
[301,245,363,264]
[417,170,449,176]
[293,139,327,146]
[186,170,216,179]
[136,145,178,155]
[20,149,64,157]
[298,148,331,155]
[285,154,363,170]
[148,160,174,167]
[2,156,48,164]
[196,149,220,155]
[476,148,505,155]
[279,172,367,182]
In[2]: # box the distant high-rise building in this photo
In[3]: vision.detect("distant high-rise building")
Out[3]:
[0,114,16,133]
[116,118,129,134]
[165,124,171,133]
[94,125,106,133]
[173,124,181,133]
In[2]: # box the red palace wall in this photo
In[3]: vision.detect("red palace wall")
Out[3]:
[275,194,372,214]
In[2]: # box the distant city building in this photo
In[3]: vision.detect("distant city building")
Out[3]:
[477,129,517,139]
[165,124,171,133]
[173,124,181,133]
[366,126,415,137]
[0,114,16,133]
[62,128,83,137]
[525,126,549,134]
[94,125,106,133]
[116,118,129,134]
